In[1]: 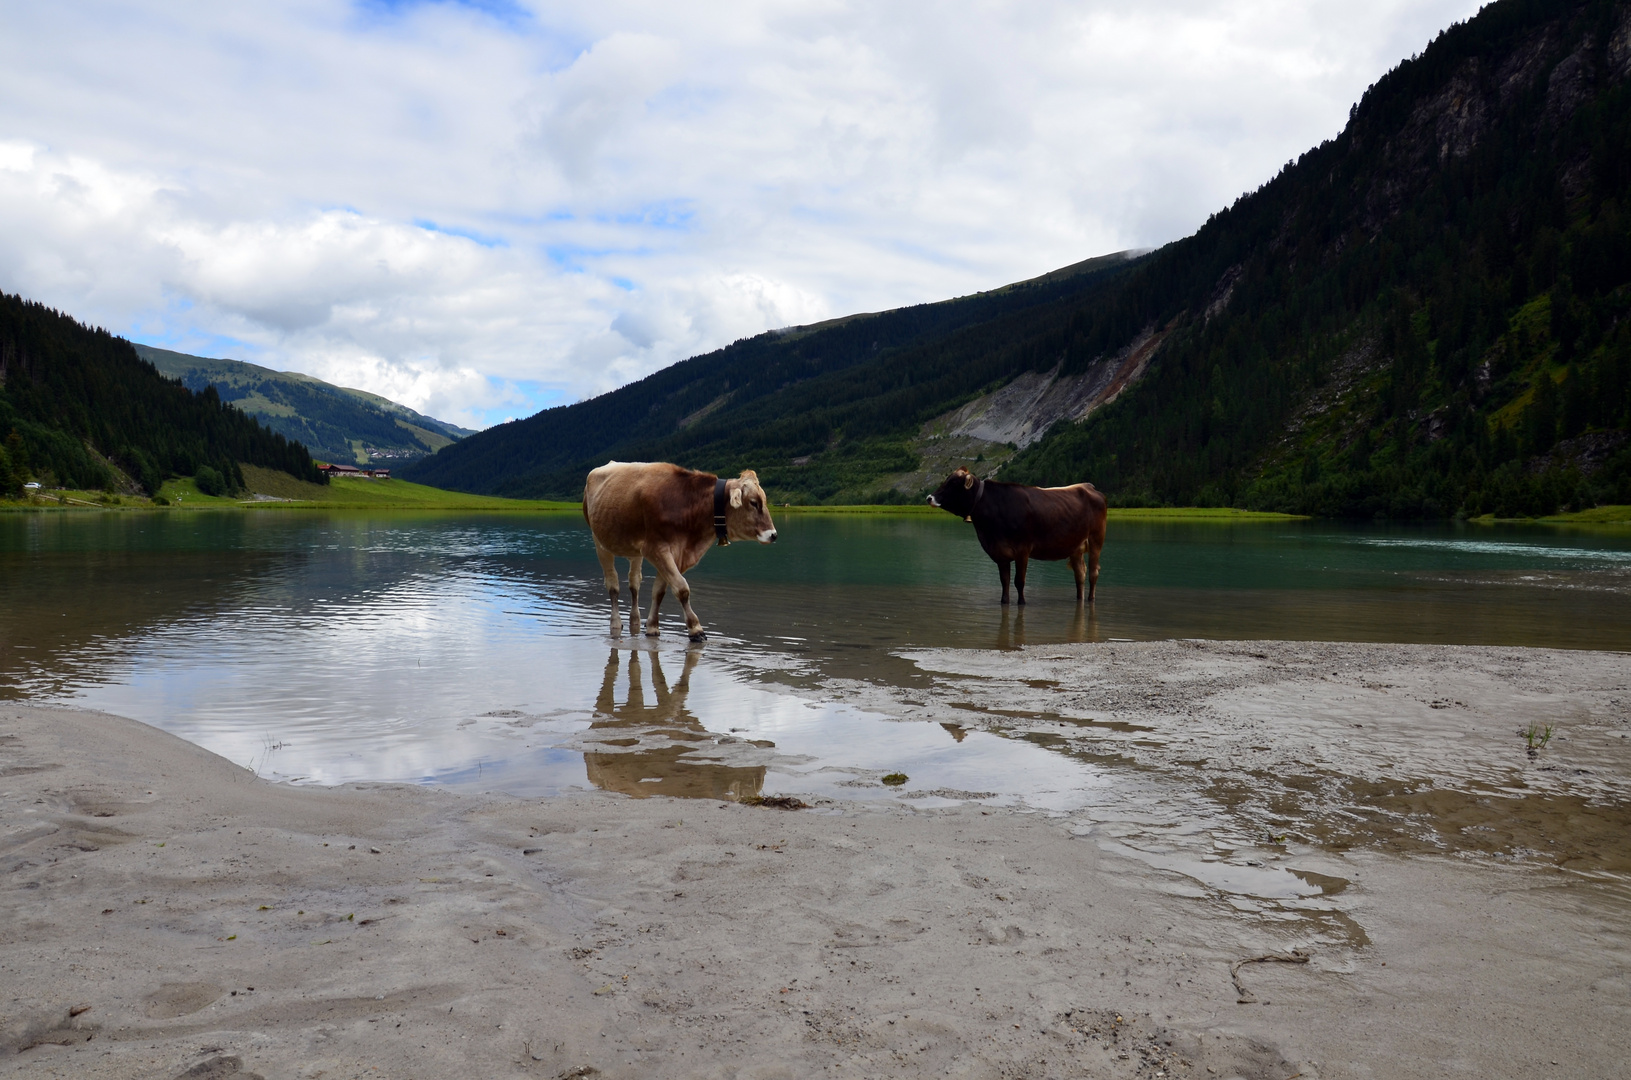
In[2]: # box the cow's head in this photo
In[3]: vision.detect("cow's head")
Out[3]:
[725,469,778,543]
[926,468,979,521]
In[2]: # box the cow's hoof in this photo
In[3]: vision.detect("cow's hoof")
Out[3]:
[688,631,708,643]
[644,628,661,638]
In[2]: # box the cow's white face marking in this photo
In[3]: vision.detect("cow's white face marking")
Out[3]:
[757,528,777,543]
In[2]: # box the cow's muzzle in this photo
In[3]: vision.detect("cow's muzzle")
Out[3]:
[759,529,778,544]
[926,495,939,507]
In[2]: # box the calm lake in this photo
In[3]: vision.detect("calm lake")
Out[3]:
[3,510,1628,804]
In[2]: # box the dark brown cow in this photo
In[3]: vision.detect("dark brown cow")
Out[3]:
[583,461,778,641]
[927,467,1106,604]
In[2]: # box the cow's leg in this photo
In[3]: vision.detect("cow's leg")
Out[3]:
[1069,548,1087,602]
[1088,537,1102,602]
[626,558,645,636]
[595,541,622,637]
[651,548,705,641]
[997,559,1012,605]
[647,576,669,636]
[1014,554,1030,606]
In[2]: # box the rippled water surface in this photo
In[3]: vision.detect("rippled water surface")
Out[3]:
[2,510,1628,804]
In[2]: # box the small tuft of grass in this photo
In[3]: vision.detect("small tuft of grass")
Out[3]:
[880,772,908,786]
[1521,722,1555,752]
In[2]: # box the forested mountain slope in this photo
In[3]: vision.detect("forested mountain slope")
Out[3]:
[1006,0,1631,516]
[412,0,1631,515]
[403,252,1145,501]
[134,345,475,467]
[0,295,323,497]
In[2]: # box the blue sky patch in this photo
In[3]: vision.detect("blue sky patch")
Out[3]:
[476,377,569,427]
[414,218,508,248]
[599,199,698,232]
[353,0,532,29]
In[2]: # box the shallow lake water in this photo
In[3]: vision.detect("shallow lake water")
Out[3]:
[2,509,1628,811]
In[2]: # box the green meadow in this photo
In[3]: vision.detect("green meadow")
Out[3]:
[228,466,578,510]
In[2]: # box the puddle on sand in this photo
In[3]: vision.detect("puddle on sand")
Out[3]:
[555,648,1378,950]
[579,650,767,802]
[415,641,1128,812]
[570,644,1122,813]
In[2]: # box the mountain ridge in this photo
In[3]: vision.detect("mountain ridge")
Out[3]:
[404,250,1145,500]
[133,345,476,467]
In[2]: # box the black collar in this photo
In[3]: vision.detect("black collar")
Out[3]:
[965,478,985,522]
[713,478,730,546]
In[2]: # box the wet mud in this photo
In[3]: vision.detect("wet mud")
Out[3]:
[850,639,1631,872]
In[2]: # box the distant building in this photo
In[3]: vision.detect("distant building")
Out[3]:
[317,463,366,478]
[365,469,390,479]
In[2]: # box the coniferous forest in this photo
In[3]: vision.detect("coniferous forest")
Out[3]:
[1004,0,1631,517]
[408,0,1631,517]
[0,293,324,498]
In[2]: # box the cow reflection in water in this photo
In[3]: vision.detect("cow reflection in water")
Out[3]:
[994,604,1098,650]
[584,649,766,802]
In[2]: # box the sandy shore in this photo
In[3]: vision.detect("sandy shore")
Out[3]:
[3,640,1630,1079]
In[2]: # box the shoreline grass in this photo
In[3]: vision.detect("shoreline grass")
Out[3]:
[6,471,1624,525]
[1467,507,1631,526]
[1533,505,1631,525]
[231,467,579,511]
[1105,507,1307,521]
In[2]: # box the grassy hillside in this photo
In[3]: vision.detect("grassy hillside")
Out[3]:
[135,345,474,466]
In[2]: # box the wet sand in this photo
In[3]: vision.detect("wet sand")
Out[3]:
[3,640,1630,1079]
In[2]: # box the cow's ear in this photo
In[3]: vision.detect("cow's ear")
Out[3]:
[963,473,975,489]
[729,483,743,509]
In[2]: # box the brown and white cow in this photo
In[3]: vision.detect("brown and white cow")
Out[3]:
[927,467,1106,604]
[582,461,778,641]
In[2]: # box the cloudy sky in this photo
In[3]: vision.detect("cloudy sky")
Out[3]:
[0,0,1483,429]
